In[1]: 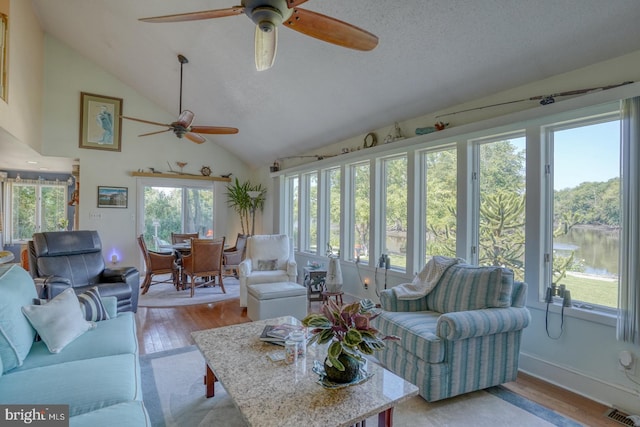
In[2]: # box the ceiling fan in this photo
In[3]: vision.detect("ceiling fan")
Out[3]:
[139,0,379,71]
[120,54,238,144]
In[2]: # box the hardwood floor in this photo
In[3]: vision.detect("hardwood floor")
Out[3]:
[135,298,617,426]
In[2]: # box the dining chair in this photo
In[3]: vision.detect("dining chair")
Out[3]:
[223,233,248,278]
[181,237,226,297]
[137,234,179,294]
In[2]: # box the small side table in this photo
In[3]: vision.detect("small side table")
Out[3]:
[322,290,344,306]
[303,267,326,302]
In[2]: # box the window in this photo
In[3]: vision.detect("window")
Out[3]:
[4,180,68,243]
[142,182,214,248]
[472,135,526,280]
[350,162,370,263]
[284,175,299,250]
[301,172,318,253]
[380,155,408,270]
[423,147,457,262]
[546,115,620,309]
[325,167,341,255]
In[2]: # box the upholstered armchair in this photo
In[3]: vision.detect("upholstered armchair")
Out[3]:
[373,263,530,402]
[238,234,297,307]
[28,230,140,312]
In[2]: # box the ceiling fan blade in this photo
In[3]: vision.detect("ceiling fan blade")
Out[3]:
[121,115,171,127]
[138,129,171,137]
[176,110,195,128]
[191,126,239,135]
[286,0,309,7]
[255,26,277,71]
[283,7,378,51]
[140,7,244,23]
[185,132,207,144]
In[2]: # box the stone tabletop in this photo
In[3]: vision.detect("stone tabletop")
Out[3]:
[192,316,419,427]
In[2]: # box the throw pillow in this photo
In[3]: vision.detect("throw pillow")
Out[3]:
[0,265,38,373]
[257,259,278,271]
[21,288,95,354]
[77,287,110,322]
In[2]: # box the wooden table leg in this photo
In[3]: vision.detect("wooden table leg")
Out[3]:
[378,407,393,427]
[204,364,217,398]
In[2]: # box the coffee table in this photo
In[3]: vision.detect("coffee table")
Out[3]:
[192,316,419,427]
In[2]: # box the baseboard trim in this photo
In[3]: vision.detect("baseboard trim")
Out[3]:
[519,352,640,414]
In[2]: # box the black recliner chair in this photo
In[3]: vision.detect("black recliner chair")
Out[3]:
[28,230,139,312]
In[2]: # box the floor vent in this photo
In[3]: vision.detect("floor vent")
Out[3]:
[605,408,636,426]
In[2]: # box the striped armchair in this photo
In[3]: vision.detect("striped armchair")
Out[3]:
[373,264,530,402]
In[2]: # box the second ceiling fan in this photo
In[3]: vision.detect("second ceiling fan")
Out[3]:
[121,54,238,144]
[139,0,379,71]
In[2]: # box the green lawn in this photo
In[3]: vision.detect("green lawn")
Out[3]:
[557,273,617,308]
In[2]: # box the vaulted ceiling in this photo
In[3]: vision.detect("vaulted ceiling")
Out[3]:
[17,0,640,170]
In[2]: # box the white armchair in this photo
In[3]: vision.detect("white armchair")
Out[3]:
[238,234,297,307]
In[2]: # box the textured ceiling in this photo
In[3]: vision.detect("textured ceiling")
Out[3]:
[6,0,640,172]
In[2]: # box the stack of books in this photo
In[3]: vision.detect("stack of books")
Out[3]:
[259,324,305,346]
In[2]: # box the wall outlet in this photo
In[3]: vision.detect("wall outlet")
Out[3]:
[619,350,635,373]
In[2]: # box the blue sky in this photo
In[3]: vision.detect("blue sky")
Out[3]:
[553,120,620,190]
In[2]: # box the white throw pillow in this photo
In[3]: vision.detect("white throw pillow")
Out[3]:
[22,288,95,353]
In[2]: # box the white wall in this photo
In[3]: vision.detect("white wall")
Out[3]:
[265,50,640,413]
[41,36,251,269]
[0,0,43,152]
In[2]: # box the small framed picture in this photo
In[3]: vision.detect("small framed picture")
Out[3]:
[97,186,128,208]
[79,92,123,152]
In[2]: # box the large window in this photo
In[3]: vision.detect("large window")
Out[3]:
[325,167,341,255]
[4,180,68,243]
[547,115,620,309]
[350,162,370,263]
[279,95,633,320]
[142,183,214,249]
[381,155,407,270]
[423,147,457,261]
[284,175,299,250]
[301,172,318,253]
[475,135,526,280]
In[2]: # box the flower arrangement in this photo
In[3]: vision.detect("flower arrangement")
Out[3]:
[302,299,398,373]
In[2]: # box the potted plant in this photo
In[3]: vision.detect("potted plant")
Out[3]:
[225,178,265,235]
[302,299,398,383]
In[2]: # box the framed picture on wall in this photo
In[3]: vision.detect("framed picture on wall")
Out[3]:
[97,186,128,208]
[79,92,123,152]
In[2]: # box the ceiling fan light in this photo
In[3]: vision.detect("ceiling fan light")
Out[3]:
[255,26,277,71]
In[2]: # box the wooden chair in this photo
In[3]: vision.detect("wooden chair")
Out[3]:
[181,237,226,298]
[223,233,248,277]
[137,234,179,294]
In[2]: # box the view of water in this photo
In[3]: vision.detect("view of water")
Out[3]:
[554,226,619,277]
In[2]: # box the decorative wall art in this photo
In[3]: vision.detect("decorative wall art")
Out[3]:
[97,186,128,208]
[80,92,123,152]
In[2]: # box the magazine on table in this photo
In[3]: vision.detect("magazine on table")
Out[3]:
[259,324,305,345]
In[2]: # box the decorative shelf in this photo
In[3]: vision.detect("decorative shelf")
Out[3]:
[130,171,231,182]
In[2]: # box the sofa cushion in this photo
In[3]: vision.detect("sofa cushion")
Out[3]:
[0,265,37,373]
[22,288,95,353]
[373,310,445,363]
[426,264,513,313]
[0,353,142,417]
[69,401,150,427]
[16,312,137,372]
[78,287,110,322]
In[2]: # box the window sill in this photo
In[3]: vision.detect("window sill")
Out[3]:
[528,300,617,327]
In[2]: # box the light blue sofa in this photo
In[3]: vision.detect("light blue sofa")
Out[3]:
[373,264,531,402]
[0,264,149,426]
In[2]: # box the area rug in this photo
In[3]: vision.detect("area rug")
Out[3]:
[141,346,583,427]
[138,277,240,308]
